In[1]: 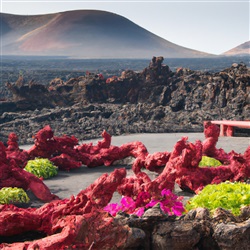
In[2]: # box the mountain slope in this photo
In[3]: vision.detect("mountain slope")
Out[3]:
[222,41,250,56]
[1,10,212,58]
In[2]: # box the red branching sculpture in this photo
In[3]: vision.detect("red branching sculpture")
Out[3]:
[1,123,250,198]
[0,141,58,202]
[0,123,249,248]
[5,132,29,168]
[202,121,231,163]
[27,125,149,170]
[0,169,128,249]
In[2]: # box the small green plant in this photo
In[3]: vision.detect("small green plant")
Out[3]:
[25,158,58,179]
[0,187,30,204]
[199,156,222,167]
[186,182,250,215]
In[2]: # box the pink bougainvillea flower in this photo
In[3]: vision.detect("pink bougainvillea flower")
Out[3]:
[104,189,184,217]
[104,196,137,217]
[103,203,122,216]
[146,199,159,208]
[146,189,185,216]
[161,188,174,198]
[134,207,145,217]
[120,196,136,213]
[172,202,185,216]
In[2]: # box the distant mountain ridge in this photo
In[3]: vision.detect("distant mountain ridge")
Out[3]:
[1,10,212,58]
[222,41,250,56]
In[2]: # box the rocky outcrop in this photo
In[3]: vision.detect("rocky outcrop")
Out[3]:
[0,57,249,144]
[0,103,219,145]
[118,206,250,250]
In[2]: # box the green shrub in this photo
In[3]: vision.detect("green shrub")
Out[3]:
[186,182,250,215]
[25,158,58,179]
[199,156,222,167]
[0,187,30,204]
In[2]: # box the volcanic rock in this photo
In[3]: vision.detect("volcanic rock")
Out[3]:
[115,206,250,250]
[0,57,249,144]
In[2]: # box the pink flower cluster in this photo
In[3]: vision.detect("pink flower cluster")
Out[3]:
[104,189,184,217]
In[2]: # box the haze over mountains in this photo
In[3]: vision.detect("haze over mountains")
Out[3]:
[222,41,250,56]
[0,10,248,59]
[1,10,212,58]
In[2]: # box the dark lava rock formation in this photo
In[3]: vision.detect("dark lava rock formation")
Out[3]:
[0,57,249,144]
[118,206,250,250]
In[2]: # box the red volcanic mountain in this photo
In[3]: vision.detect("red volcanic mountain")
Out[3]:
[222,41,250,56]
[1,10,212,58]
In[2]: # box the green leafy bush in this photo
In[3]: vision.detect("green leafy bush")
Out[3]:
[199,156,222,167]
[0,187,30,204]
[186,182,250,215]
[25,158,58,179]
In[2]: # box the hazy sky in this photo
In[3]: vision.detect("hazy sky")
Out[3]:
[1,0,249,55]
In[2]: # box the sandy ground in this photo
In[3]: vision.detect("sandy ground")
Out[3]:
[22,133,250,207]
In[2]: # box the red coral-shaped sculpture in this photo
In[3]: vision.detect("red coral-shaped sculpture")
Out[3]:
[0,141,58,202]
[145,133,250,193]
[5,132,29,168]
[0,169,128,249]
[27,125,79,160]
[2,122,250,199]
[0,123,249,248]
[50,153,82,171]
[202,121,230,163]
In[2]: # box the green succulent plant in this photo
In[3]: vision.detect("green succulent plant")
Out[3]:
[25,158,58,179]
[0,187,30,204]
[186,182,250,215]
[199,156,222,167]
